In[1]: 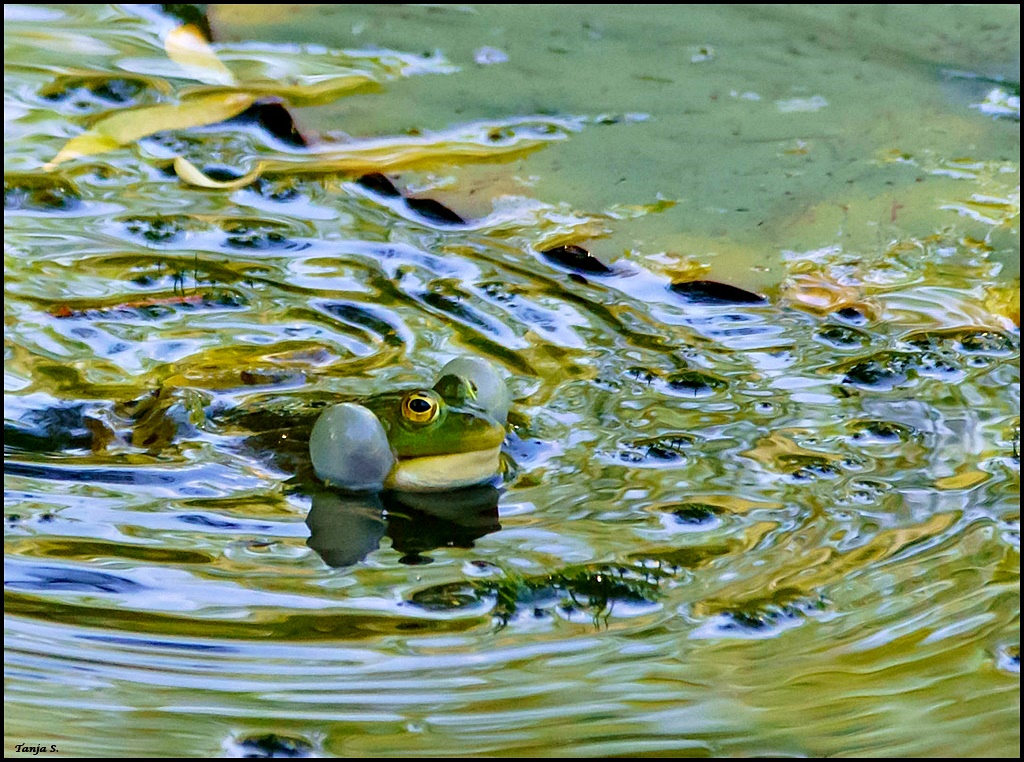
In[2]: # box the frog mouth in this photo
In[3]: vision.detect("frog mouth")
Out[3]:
[385,446,502,491]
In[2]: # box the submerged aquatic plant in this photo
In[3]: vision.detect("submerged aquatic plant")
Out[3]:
[410,562,674,628]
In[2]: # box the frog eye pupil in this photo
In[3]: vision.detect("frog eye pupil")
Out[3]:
[409,398,432,413]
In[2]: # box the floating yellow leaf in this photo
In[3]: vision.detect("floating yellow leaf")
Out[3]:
[171,118,579,187]
[45,132,120,169]
[181,75,378,108]
[165,24,236,85]
[173,156,260,190]
[45,93,256,168]
[261,120,573,175]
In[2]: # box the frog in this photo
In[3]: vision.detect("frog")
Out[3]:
[309,357,511,492]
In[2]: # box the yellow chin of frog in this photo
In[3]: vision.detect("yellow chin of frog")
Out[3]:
[384,446,502,491]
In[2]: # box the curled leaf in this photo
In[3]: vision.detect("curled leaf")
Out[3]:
[45,93,256,168]
[165,24,236,85]
[173,156,260,190]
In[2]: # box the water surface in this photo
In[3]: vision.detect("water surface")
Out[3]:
[4,4,1019,757]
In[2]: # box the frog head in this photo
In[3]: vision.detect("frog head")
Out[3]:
[309,359,509,492]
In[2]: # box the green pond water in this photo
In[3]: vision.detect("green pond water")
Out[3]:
[4,3,1020,757]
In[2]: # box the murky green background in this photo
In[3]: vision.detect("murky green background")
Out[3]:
[4,4,1019,757]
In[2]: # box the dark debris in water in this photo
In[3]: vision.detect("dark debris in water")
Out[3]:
[832,305,869,325]
[720,607,800,632]
[625,366,660,385]
[4,404,98,454]
[779,454,845,480]
[668,279,767,305]
[406,196,466,225]
[4,173,82,212]
[664,370,728,398]
[38,74,154,109]
[356,172,466,224]
[227,733,315,759]
[223,222,309,251]
[540,244,612,276]
[815,325,871,349]
[905,327,1019,357]
[356,172,402,197]
[228,102,309,148]
[122,214,191,244]
[849,420,917,445]
[249,176,304,202]
[839,328,1017,391]
[915,351,964,381]
[669,503,723,526]
[618,434,695,465]
[841,351,916,391]
[694,588,829,637]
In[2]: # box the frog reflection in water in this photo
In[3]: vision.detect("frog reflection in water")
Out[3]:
[306,484,502,567]
[309,357,511,492]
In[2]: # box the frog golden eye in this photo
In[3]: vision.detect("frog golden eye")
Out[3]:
[401,391,439,423]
